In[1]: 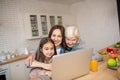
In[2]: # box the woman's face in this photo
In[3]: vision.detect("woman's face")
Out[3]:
[41,42,54,59]
[50,29,62,49]
[65,37,78,48]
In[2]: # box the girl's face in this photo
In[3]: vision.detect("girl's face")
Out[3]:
[41,42,54,59]
[65,37,78,48]
[51,29,62,49]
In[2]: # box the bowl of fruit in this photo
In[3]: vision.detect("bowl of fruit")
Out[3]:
[106,47,120,70]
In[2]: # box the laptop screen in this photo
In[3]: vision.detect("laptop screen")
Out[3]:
[52,48,93,80]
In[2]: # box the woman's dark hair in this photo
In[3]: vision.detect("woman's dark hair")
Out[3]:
[48,25,66,52]
[35,37,57,62]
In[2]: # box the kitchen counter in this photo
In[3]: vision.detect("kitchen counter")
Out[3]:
[0,54,29,66]
[30,60,118,80]
[31,42,120,80]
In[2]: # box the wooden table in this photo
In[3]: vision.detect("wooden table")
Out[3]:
[77,41,119,80]
[31,42,120,80]
[31,60,119,80]
[76,60,118,80]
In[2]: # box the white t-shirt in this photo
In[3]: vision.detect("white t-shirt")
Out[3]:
[56,48,60,55]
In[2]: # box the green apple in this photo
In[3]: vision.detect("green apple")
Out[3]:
[107,58,117,67]
[115,43,120,48]
[116,58,119,63]
[115,44,120,48]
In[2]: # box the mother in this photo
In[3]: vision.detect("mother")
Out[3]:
[48,25,66,54]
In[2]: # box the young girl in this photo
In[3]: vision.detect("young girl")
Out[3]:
[29,37,57,80]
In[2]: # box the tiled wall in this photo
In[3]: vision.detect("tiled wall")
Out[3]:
[1,0,118,54]
[0,0,26,53]
[0,0,71,54]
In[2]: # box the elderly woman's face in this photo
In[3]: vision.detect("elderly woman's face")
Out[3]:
[65,37,78,48]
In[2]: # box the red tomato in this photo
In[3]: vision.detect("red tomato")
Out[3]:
[109,53,118,58]
[107,48,114,53]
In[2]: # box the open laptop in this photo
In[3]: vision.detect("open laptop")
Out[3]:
[52,48,93,80]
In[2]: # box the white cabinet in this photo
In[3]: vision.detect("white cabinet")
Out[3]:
[23,13,76,39]
[23,14,41,39]
[9,60,30,80]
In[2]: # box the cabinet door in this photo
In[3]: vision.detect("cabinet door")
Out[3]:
[49,16,55,27]
[30,15,39,37]
[9,60,30,80]
[57,16,63,25]
[24,14,41,39]
[40,15,48,35]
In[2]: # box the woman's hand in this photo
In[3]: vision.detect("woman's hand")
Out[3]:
[25,54,35,66]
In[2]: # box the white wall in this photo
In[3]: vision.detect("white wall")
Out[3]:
[0,0,72,53]
[71,0,120,51]
[0,0,26,53]
[0,0,119,53]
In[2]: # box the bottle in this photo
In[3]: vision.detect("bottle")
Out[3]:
[24,48,29,55]
[90,59,98,72]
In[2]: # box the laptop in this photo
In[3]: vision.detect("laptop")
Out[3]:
[52,48,93,80]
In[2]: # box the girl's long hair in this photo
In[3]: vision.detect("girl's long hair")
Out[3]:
[30,37,56,71]
[35,37,57,62]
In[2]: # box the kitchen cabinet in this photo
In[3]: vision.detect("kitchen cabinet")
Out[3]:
[40,15,49,35]
[9,59,30,80]
[23,13,76,39]
[30,15,39,37]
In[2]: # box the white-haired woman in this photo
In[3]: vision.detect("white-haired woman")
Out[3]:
[65,25,103,61]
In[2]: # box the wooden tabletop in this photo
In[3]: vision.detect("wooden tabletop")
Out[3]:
[75,60,118,80]
[31,60,119,80]
[78,41,120,80]
[31,42,120,80]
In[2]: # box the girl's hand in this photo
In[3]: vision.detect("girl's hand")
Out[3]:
[30,61,52,70]
[44,63,52,70]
